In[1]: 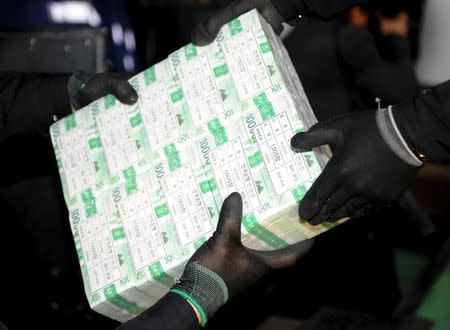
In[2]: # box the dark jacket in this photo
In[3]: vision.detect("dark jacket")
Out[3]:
[0,73,71,187]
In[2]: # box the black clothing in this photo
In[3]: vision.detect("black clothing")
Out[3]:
[279,1,450,164]
[394,81,450,163]
[0,72,117,330]
[0,73,71,186]
[284,22,418,122]
[279,0,363,20]
[0,73,71,140]
[337,27,418,108]
[119,293,199,330]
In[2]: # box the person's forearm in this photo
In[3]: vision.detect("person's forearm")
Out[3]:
[372,36,418,104]
[275,0,365,20]
[393,80,450,163]
[337,26,418,106]
[301,307,396,330]
[383,35,413,63]
[118,293,200,330]
[0,72,71,141]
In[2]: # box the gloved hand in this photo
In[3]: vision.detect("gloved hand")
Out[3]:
[67,72,138,110]
[192,0,364,46]
[192,0,292,46]
[171,193,314,326]
[291,109,422,225]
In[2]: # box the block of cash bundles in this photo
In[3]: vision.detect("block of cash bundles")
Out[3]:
[50,9,340,322]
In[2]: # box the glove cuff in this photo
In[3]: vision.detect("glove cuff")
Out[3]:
[376,107,423,167]
[171,262,228,327]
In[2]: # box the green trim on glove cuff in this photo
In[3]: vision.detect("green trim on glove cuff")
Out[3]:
[172,262,229,326]
[170,289,208,327]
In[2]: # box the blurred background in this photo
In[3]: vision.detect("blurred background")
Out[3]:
[0,0,449,329]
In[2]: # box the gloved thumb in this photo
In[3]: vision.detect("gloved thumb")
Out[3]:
[248,239,314,269]
[291,124,338,153]
[105,78,138,105]
[74,73,139,109]
[215,192,243,241]
[192,0,254,46]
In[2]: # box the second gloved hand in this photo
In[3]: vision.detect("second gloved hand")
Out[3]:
[68,72,138,110]
[291,109,422,225]
[171,193,313,326]
[192,0,364,46]
[192,0,291,46]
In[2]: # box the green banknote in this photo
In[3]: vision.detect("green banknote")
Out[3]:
[50,10,342,322]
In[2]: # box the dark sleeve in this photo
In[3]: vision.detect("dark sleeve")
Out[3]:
[300,307,394,330]
[393,80,450,163]
[274,0,365,20]
[118,293,200,330]
[337,26,418,105]
[301,307,432,330]
[0,72,71,142]
[383,35,414,63]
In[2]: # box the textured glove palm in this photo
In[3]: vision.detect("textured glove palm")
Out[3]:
[172,193,314,325]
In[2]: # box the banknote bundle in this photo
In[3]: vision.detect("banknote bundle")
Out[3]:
[50,9,340,322]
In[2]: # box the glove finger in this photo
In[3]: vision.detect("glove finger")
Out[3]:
[192,0,253,46]
[258,3,285,35]
[247,239,314,269]
[327,197,369,222]
[108,72,135,80]
[350,201,386,220]
[192,0,284,46]
[292,124,343,221]
[308,186,351,226]
[298,155,342,220]
[231,0,284,34]
[107,78,139,105]
[291,125,340,153]
[77,76,138,108]
[215,192,243,240]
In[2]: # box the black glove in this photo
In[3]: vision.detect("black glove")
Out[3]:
[291,110,421,225]
[67,72,138,110]
[192,0,365,46]
[171,193,314,325]
[192,0,293,46]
